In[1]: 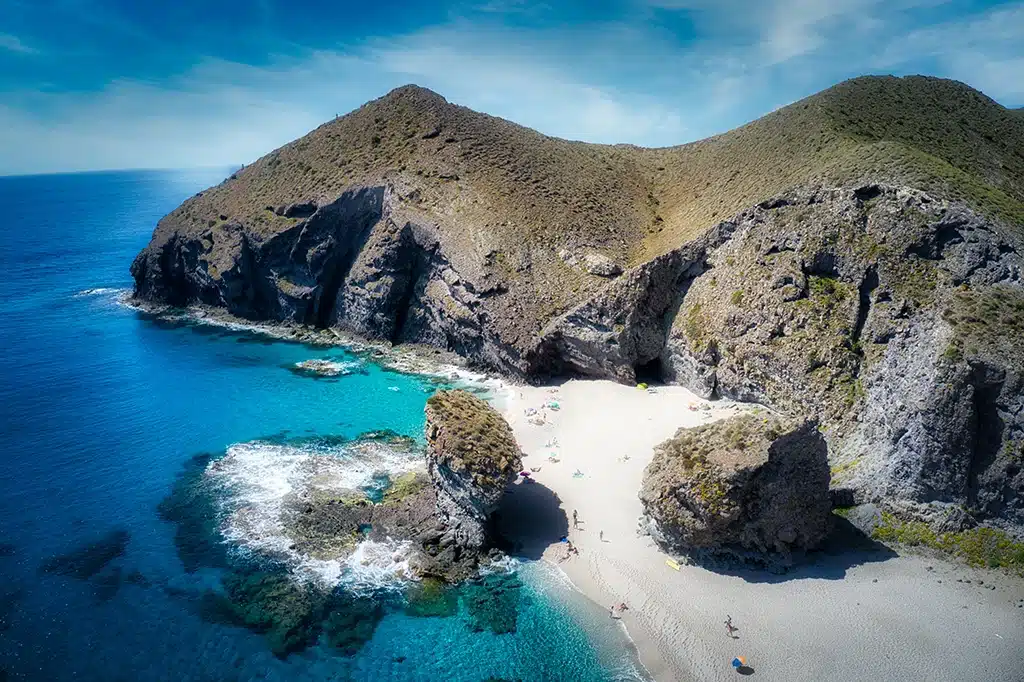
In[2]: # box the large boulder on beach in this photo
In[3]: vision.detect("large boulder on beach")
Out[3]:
[640,413,831,566]
[424,390,522,554]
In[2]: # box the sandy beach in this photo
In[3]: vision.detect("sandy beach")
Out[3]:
[496,379,1024,682]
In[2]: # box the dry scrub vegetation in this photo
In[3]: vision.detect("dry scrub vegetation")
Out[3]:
[161,75,1024,279]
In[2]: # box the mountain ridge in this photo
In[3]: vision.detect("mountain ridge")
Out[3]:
[131,74,1024,539]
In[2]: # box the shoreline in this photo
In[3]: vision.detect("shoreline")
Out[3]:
[497,379,1024,682]
[118,294,504,386]
[118,295,1024,680]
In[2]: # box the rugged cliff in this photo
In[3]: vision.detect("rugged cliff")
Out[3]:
[424,390,522,554]
[132,76,1024,537]
[558,186,1024,533]
[641,414,831,566]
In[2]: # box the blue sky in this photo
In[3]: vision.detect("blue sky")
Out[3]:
[1,0,1022,175]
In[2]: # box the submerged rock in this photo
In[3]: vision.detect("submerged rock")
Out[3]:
[461,571,523,635]
[221,570,327,658]
[157,453,228,572]
[289,358,365,378]
[641,413,831,566]
[322,593,385,655]
[404,576,459,618]
[40,529,130,580]
[423,390,522,577]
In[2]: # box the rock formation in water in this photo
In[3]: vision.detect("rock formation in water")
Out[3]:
[422,390,522,572]
[281,399,521,583]
[131,76,1024,540]
[640,414,831,566]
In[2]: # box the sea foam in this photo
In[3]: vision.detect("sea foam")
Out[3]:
[206,435,422,589]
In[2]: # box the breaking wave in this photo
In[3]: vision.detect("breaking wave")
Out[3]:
[205,434,422,590]
[296,539,416,591]
[289,358,366,378]
[74,287,123,297]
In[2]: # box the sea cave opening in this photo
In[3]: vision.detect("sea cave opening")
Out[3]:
[635,357,665,385]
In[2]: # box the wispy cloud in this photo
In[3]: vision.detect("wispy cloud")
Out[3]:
[0,33,38,54]
[1,0,1023,174]
[0,26,689,174]
[873,4,1024,100]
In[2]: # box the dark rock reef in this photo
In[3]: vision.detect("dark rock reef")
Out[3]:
[640,414,831,566]
[40,529,130,580]
[158,410,525,660]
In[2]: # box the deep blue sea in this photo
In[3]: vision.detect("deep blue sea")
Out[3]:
[0,170,646,681]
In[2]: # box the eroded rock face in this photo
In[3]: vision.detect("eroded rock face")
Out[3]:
[550,186,1024,536]
[132,186,532,377]
[133,178,1024,537]
[640,414,831,566]
[424,390,522,554]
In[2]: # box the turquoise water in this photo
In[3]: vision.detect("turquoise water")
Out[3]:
[0,170,646,681]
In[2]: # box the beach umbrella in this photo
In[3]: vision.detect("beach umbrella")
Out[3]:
[731,657,747,668]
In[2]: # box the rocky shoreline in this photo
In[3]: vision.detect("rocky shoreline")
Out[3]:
[151,392,528,660]
[132,184,1024,544]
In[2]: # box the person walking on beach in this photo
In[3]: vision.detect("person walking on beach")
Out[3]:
[725,615,738,638]
[573,509,579,529]
[599,530,604,542]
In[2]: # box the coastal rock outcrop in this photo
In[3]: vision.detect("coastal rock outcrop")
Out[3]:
[550,186,1024,538]
[279,406,522,584]
[640,414,831,565]
[423,390,522,567]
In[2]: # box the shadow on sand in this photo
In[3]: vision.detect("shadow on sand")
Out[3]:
[492,479,568,560]
[694,516,899,584]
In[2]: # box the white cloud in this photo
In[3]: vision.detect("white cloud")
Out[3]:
[0,33,686,175]
[2,0,1023,174]
[872,4,1024,101]
[0,33,37,54]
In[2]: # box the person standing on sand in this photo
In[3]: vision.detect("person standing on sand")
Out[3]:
[725,615,737,638]
[573,509,579,529]
[599,530,604,542]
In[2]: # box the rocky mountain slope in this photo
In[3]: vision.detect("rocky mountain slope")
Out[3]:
[132,75,1024,537]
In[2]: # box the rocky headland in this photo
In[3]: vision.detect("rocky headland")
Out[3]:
[132,75,1024,557]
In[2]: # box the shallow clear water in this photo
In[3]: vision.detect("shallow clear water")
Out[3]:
[0,170,646,681]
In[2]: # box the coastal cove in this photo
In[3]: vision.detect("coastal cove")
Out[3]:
[499,381,1024,681]
[0,170,647,682]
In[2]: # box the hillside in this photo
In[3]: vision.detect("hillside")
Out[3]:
[642,75,1024,258]
[132,75,1024,536]
[160,76,1024,265]
[136,76,1024,346]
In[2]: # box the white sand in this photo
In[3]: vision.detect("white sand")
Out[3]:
[497,379,1024,682]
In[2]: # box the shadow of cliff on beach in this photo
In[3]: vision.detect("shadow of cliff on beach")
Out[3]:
[685,516,899,584]
[492,479,568,560]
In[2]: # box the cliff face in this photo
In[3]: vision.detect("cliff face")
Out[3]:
[556,186,1024,531]
[132,78,1024,537]
[131,185,535,373]
[423,390,522,570]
